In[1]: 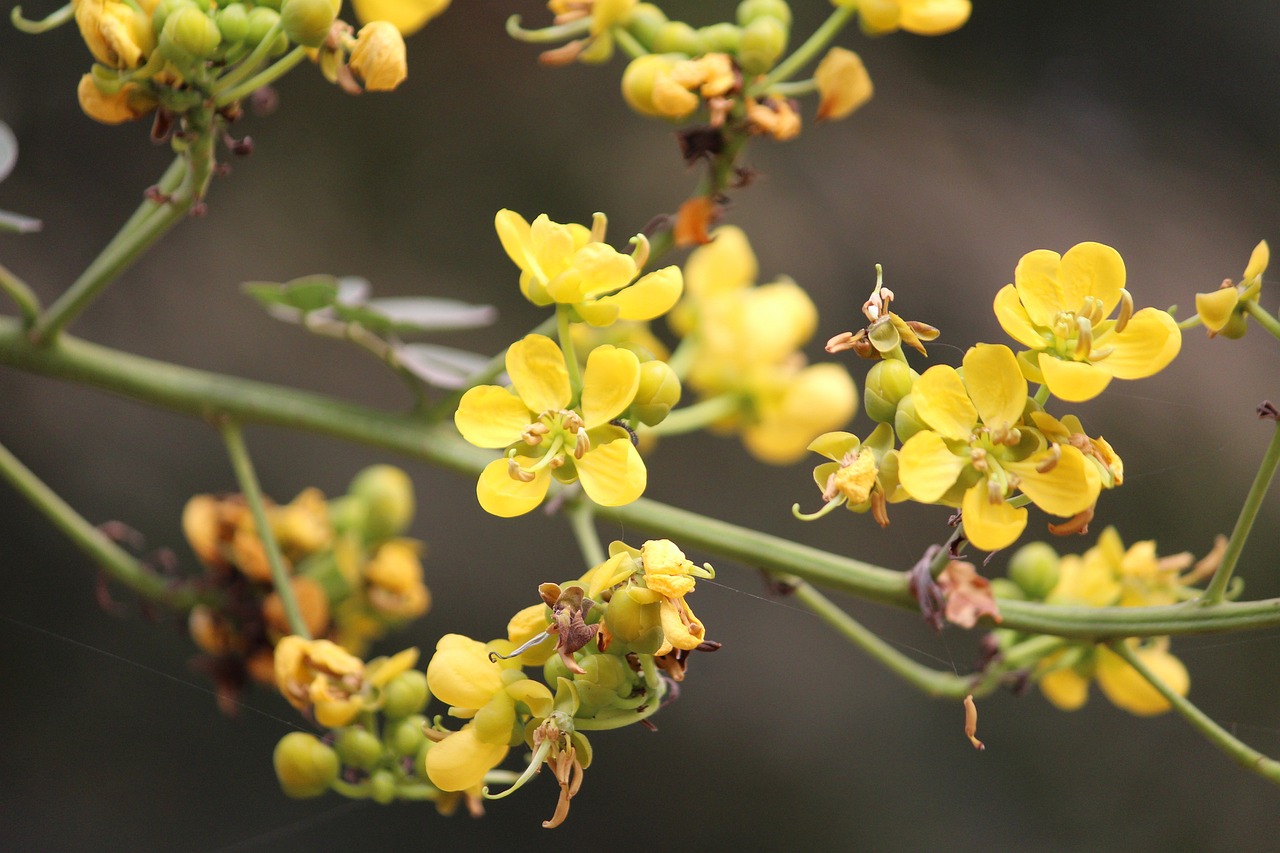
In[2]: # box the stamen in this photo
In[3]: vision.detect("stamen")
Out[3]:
[1087,345,1114,361]
[1035,444,1061,474]
[489,631,552,661]
[483,738,553,801]
[574,430,591,460]
[590,211,608,243]
[507,456,537,482]
[1074,316,1093,359]
[630,233,650,271]
[1115,289,1134,333]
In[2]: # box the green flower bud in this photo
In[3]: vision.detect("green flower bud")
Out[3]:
[697,22,741,55]
[631,360,682,426]
[273,732,339,798]
[160,6,222,60]
[574,654,632,716]
[280,0,334,47]
[382,670,430,720]
[370,768,398,805]
[384,714,428,759]
[216,4,249,44]
[651,20,698,55]
[603,586,662,646]
[989,577,1026,601]
[621,53,691,118]
[348,464,415,542]
[1008,542,1061,600]
[543,651,574,685]
[1221,310,1249,339]
[864,358,919,424]
[622,2,668,50]
[893,393,927,442]
[152,0,197,37]
[334,726,384,772]
[255,0,284,9]
[245,7,287,55]
[736,0,792,28]
[737,15,787,74]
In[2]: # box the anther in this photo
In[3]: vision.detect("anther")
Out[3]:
[1115,289,1134,333]
[1035,444,1061,473]
[508,457,537,482]
[1074,317,1093,359]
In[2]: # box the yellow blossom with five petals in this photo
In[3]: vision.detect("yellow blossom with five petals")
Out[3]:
[455,334,645,516]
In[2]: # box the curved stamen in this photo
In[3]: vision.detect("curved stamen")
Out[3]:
[791,498,843,521]
[1074,316,1093,359]
[590,211,608,243]
[483,737,553,800]
[1115,288,1134,333]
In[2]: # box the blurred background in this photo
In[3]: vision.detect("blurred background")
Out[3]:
[3,1,1280,850]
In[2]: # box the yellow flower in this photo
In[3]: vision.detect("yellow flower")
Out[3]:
[74,0,154,69]
[350,0,451,35]
[814,47,873,121]
[994,242,1181,402]
[274,637,367,727]
[897,344,1101,551]
[424,633,554,791]
[348,21,408,91]
[1195,240,1269,337]
[455,334,646,516]
[799,423,906,525]
[1039,640,1188,717]
[363,539,431,619]
[77,75,156,125]
[495,209,682,326]
[833,0,971,36]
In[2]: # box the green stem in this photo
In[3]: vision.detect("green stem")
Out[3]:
[556,306,583,396]
[646,393,744,436]
[567,501,605,570]
[218,419,311,639]
[8,319,1280,638]
[10,3,73,33]
[212,20,284,96]
[1201,415,1280,604]
[29,156,194,344]
[505,14,591,44]
[215,46,307,108]
[612,25,647,59]
[1244,300,1280,340]
[0,436,200,610]
[788,578,972,698]
[1177,314,1203,331]
[1108,639,1280,785]
[0,260,40,326]
[754,8,855,93]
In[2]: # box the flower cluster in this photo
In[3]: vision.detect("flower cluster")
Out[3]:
[422,538,717,826]
[670,225,858,463]
[183,465,429,711]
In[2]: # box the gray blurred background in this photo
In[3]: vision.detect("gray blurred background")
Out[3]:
[3,1,1280,850]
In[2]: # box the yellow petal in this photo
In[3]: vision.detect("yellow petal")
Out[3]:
[1038,354,1112,403]
[961,482,1026,551]
[1244,240,1270,283]
[601,265,684,321]
[742,363,857,464]
[1013,249,1065,328]
[505,678,555,719]
[454,386,532,448]
[683,225,757,301]
[898,0,972,35]
[426,634,504,708]
[814,47,873,121]
[993,283,1047,349]
[471,692,517,743]
[897,431,966,503]
[857,0,901,34]
[1039,664,1090,711]
[1005,444,1100,517]
[576,438,646,506]
[1195,287,1238,332]
[565,242,637,301]
[1095,644,1187,717]
[506,335,570,413]
[425,725,509,792]
[912,365,976,441]
[580,345,641,429]
[476,458,550,517]
[350,0,451,35]
[659,599,705,651]
[1059,242,1125,317]
[962,344,1025,430]
[739,281,818,364]
[1100,308,1180,380]
[807,431,861,462]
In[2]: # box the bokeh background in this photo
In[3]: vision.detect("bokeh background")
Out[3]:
[3,1,1280,850]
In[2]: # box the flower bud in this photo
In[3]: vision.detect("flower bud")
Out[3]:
[1007,542,1061,600]
[160,5,222,60]
[631,360,682,426]
[381,669,430,719]
[334,726,384,771]
[76,0,154,69]
[651,20,698,55]
[736,0,792,28]
[573,653,632,716]
[281,0,335,47]
[864,358,917,423]
[622,2,667,49]
[152,0,195,38]
[384,714,428,758]
[348,465,415,541]
[621,53,693,118]
[603,585,663,648]
[274,732,339,798]
[815,46,872,121]
[893,393,927,442]
[216,4,250,43]
[349,21,408,92]
[696,22,741,56]
[737,15,787,74]
[76,75,157,124]
[245,7,288,56]
[1220,310,1250,339]
[370,768,398,804]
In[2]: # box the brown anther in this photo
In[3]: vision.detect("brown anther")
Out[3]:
[573,430,591,460]
[970,446,989,472]
[1074,317,1094,359]
[825,330,858,353]
[561,411,585,432]
[1183,534,1228,583]
[1047,504,1094,537]
[539,39,587,66]
[1088,345,1114,361]
[508,457,537,482]
[870,490,891,528]
[986,477,1003,503]
[820,471,840,503]
[1115,289,1134,333]
[963,694,986,750]
[1035,444,1061,474]
[905,320,940,341]
[548,454,566,469]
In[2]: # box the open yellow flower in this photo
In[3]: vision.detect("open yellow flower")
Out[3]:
[1039,641,1188,717]
[350,0,451,36]
[994,242,1181,402]
[455,335,646,516]
[495,210,682,327]
[897,344,1101,551]
[1195,240,1269,338]
[833,0,971,36]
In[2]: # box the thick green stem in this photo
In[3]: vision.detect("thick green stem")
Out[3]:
[754,8,855,92]
[1201,414,1280,604]
[788,578,971,698]
[1244,300,1280,340]
[6,319,1280,638]
[29,156,194,344]
[1109,639,1280,784]
[646,393,744,436]
[218,419,311,639]
[215,46,307,108]
[0,437,200,610]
